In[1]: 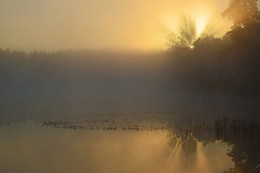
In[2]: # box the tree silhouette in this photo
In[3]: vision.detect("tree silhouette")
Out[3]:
[222,0,259,29]
[222,0,260,45]
[167,16,197,51]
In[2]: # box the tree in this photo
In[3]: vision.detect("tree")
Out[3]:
[222,0,260,47]
[222,0,259,29]
[167,16,197,51]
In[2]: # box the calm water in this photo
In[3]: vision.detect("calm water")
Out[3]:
[0,113,259,173]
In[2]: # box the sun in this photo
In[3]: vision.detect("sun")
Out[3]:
[162,13,209,49]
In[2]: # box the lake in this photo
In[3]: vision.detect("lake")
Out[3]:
[1,112,259,173]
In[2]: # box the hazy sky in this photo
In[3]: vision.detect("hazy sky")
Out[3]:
[0,0,251,51]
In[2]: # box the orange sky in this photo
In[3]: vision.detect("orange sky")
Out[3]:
[0,0,248,51]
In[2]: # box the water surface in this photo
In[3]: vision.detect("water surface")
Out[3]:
[2,114,259,173]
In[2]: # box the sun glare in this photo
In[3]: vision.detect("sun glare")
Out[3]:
[195,16,208,38]
[163,14,209,40]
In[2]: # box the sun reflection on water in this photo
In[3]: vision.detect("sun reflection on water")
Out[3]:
[0,122,234,173]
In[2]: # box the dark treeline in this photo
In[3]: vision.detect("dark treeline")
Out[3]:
[0,49,171,122]
[0,49,164,90]
[166,0,260,95]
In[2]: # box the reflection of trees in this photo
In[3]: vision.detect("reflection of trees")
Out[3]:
[43,112,260,172]
[181,134,197,157]
[222,123,260,173]
[166,117,260,172]
[223,138,260,173]
[215,118,260,173]
[167,122,198,157]
[167,119,218,156]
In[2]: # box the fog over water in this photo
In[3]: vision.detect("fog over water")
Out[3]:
[0,50,259,124]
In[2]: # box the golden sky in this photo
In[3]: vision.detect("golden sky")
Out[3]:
[0,0,244,51]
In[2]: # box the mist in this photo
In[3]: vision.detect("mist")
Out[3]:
[0,50,169,122]
[1,1,260,172]
[1,49,259,124]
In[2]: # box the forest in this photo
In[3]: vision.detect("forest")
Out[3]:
[166,0,260,95]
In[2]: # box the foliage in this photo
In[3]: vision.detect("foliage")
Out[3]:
[166,0,260,95]
[222,0,259,29]
[167,16,197,51]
